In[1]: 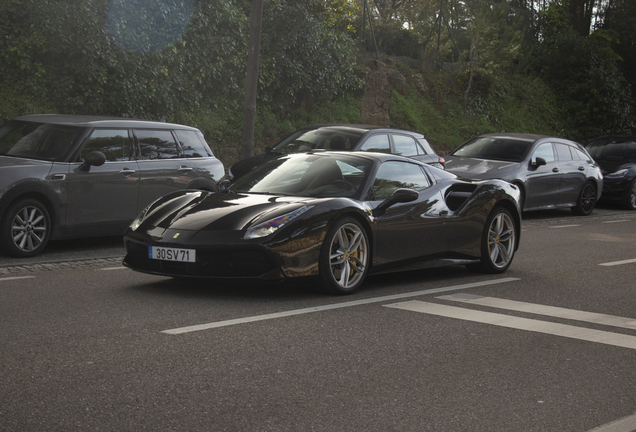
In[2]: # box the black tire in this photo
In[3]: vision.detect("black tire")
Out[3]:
[318,217,369,295]
[0,198,51,258]
[571,181,597,216]
[622,178,636,210]
[467,206,517,274]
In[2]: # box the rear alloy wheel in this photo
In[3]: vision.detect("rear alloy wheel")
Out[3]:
[468,207,516,274]
[622,179,636,210]
[319,217,369,295]
[572,181,597,216]
[0,198,51,258]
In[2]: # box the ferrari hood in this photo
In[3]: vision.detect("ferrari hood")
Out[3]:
[147,191,313,232]
[444,156,520,180]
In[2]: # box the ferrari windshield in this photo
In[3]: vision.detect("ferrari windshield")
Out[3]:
[451,137,532,162]
[0,120,82,162]
[585,137,636,163]
[229,153,372,198]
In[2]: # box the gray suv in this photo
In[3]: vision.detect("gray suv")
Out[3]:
[227,125,445,181]
[0,114,224,257]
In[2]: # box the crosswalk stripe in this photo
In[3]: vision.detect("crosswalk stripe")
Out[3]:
[436,294,636,329]
[162,277,521,334]
[384,301,636,350]
[599,258,636,267]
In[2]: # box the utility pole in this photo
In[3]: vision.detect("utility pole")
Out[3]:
[240,0,263,160]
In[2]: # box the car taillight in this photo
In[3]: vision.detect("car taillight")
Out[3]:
[438,156,446,168]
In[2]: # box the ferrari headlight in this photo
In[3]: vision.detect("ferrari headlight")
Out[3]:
[243,206,313,239]
[605,169,628,179]
[130,205,151,231]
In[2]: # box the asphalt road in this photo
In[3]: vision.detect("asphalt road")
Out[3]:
[1,203,636,431]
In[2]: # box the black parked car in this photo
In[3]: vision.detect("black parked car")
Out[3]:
[584,135,636,210]
[444,133,603,215]
[0,114,224,257]
[123,152,521,295]
[227,124,445,180]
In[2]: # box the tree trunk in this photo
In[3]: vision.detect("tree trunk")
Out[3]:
[240,0,263,161]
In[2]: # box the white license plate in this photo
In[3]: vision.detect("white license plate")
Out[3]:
[149,246,196,262]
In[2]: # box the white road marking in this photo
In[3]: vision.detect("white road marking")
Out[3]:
[383,301,636,350]
[0,276,35,281]
[99,266,127,271]
[437,294,636,329]
[549,224,582,229]
[599,258,636,267]
[587,412,636,432]
[161,277,520,334]
[601,219,630,224]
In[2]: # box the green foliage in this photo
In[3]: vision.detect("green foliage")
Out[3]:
[601,0,636,100]
[1,0,635,159]
[258,0,363,112]
[389,67,566,154]
[536,25,635,140]
[0,0,362,126]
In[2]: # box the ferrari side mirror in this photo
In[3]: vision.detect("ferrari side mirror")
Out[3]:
[373,188,419,217]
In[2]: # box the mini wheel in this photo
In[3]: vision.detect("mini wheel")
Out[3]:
[0,198,51,258]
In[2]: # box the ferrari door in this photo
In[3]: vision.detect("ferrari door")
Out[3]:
[368,160,449,266]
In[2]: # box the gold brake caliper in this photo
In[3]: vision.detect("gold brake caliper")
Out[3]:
[348,232,358,276]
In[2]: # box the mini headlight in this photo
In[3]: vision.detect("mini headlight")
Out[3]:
[605,169,628,179]
[243,205,313,239]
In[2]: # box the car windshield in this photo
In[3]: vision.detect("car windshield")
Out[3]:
[0,120,82,162]
[585,137,636,163]
[271,128,363,154]
[229,154,372,198]
[451,137,532,162]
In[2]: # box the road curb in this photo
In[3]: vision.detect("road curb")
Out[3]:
[0,256,125,276]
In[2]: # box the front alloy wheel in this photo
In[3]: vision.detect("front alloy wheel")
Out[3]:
[319,217,369,294]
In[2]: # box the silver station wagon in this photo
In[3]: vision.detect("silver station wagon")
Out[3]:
[0,114,224,257]
[445,133,603,215]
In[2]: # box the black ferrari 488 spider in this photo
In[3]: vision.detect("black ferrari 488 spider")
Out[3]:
[123,152,521,294]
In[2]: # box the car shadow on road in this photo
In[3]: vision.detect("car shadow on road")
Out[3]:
[127,264,485,301]
[128,275,322,301]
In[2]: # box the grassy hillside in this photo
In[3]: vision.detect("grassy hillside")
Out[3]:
[388,65,567,155]
[180,63,571,168]
[1,60,571,167]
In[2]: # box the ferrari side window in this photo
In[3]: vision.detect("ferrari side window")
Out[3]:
[370,161,430,200]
